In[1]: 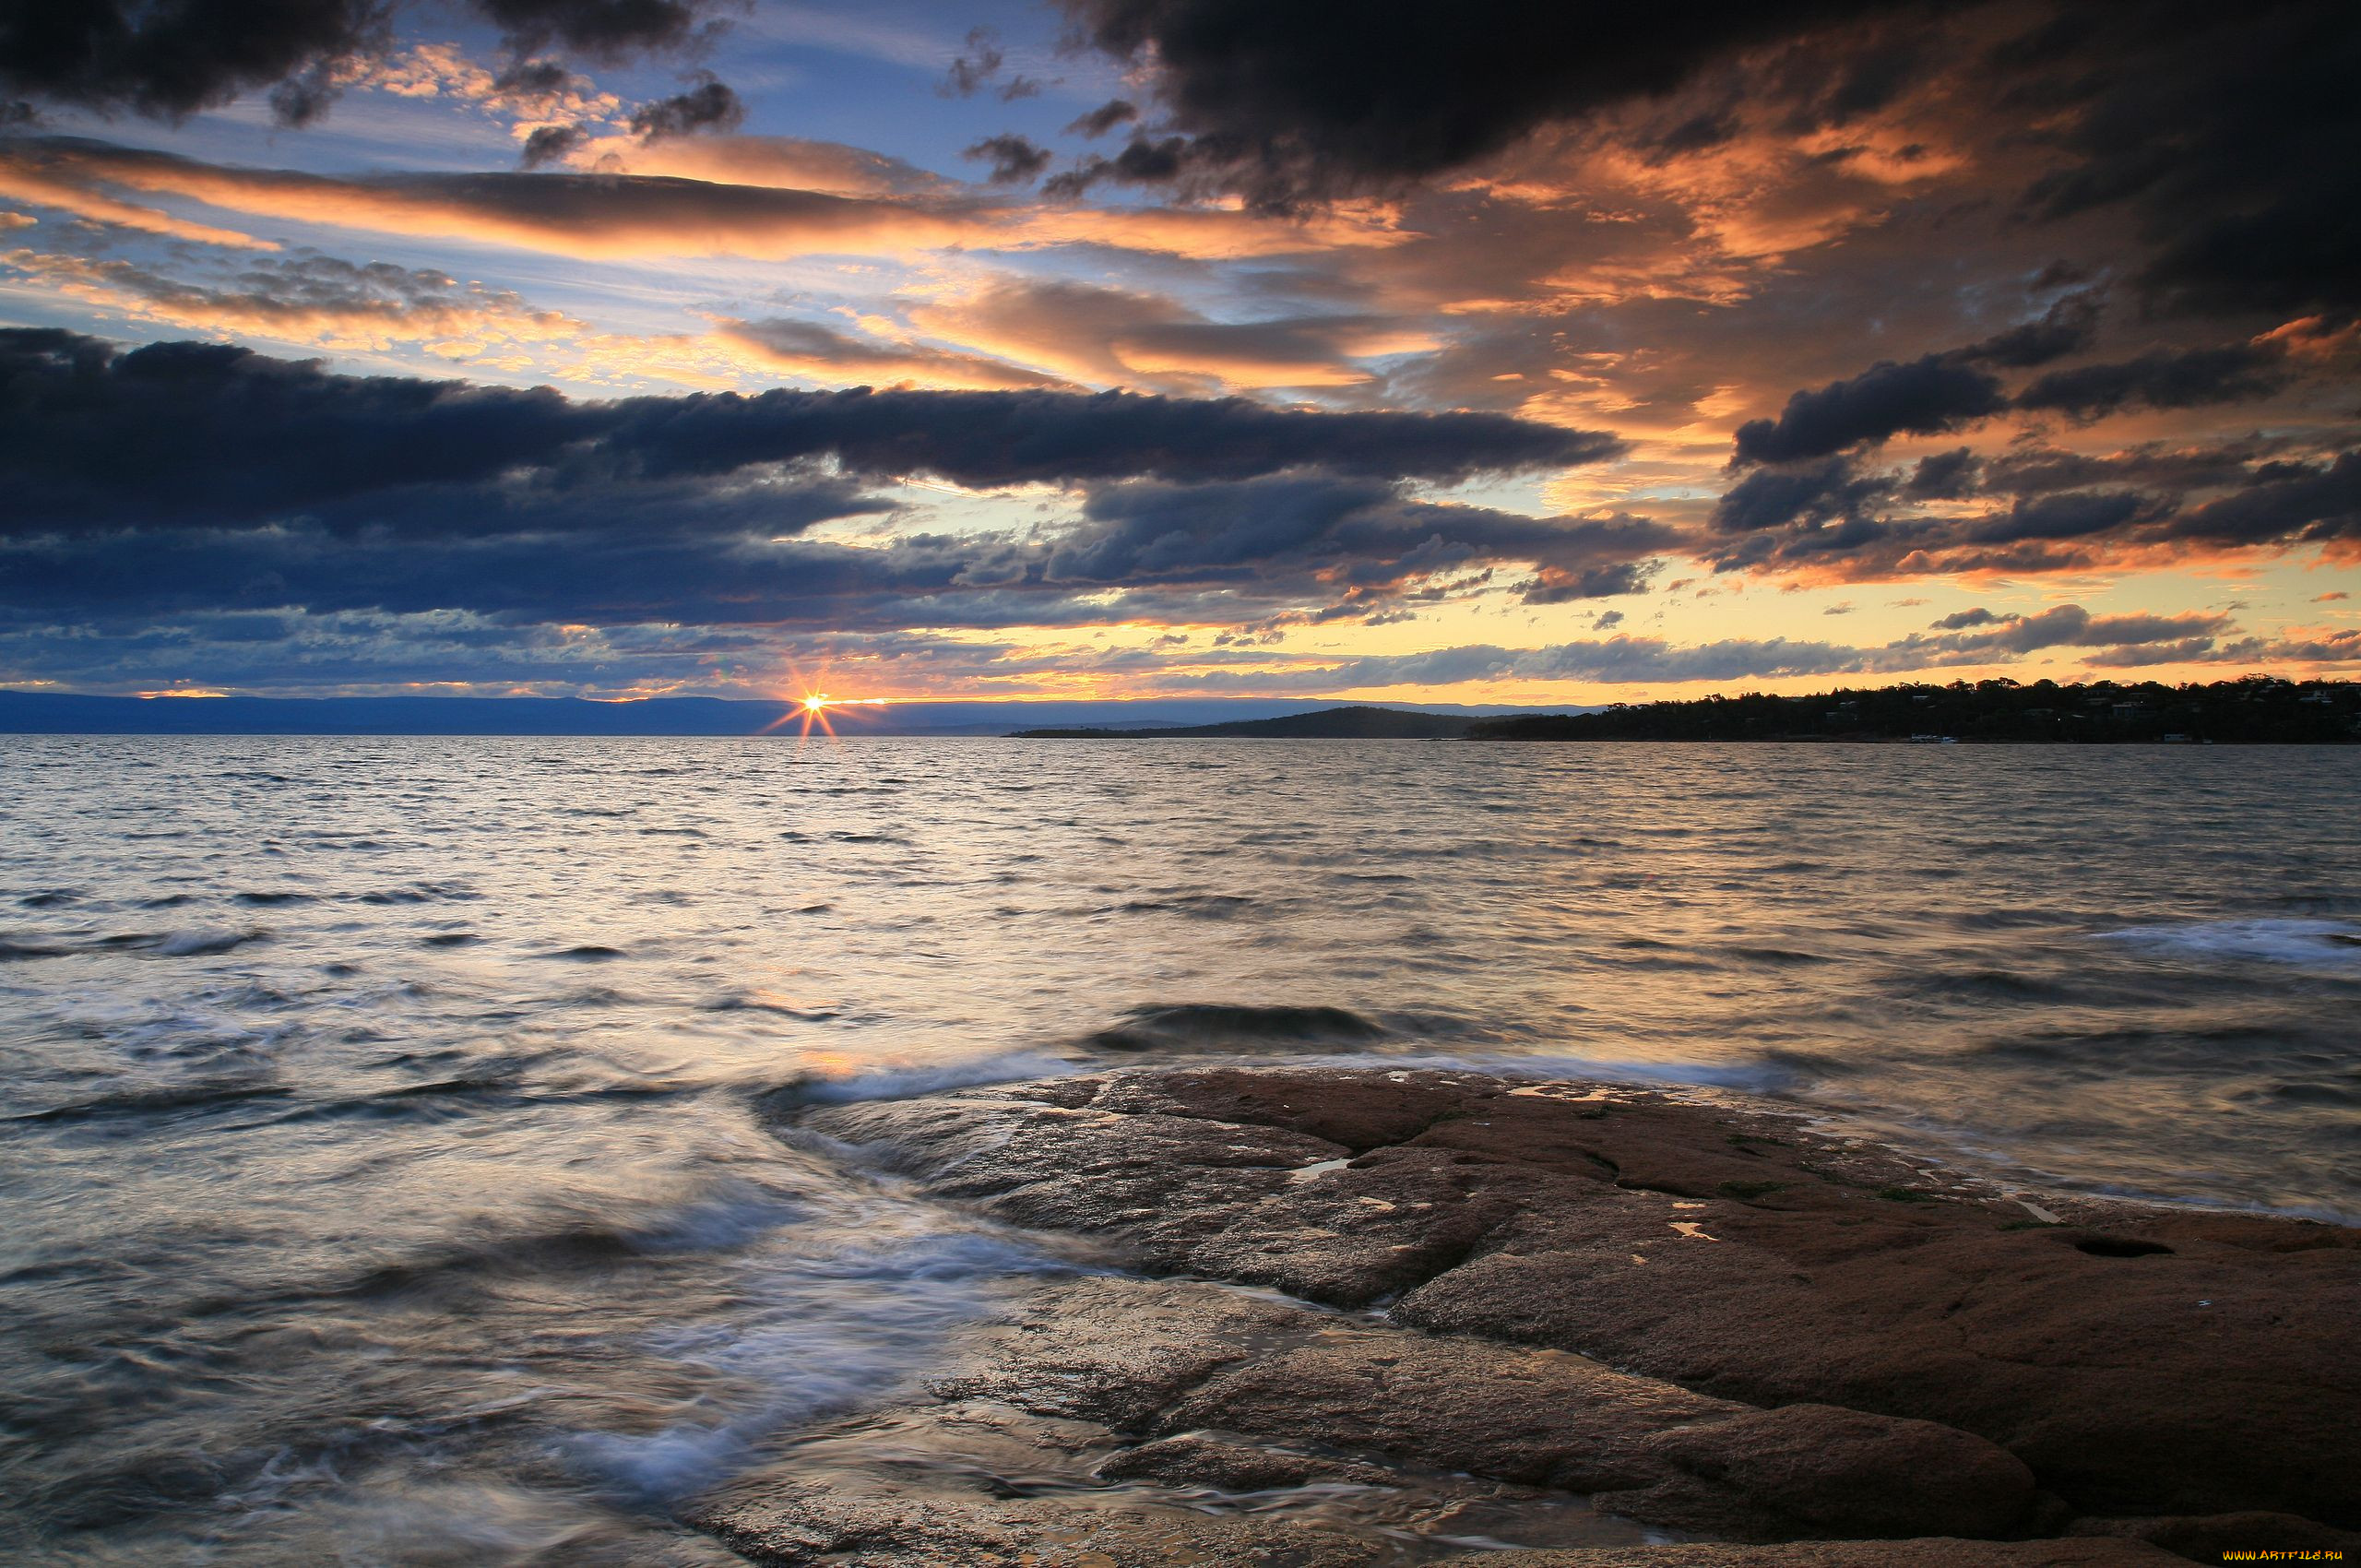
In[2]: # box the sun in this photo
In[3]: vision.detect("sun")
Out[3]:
[802,694,830,713]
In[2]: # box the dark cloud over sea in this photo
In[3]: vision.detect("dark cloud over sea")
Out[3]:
[0,0,2355,696]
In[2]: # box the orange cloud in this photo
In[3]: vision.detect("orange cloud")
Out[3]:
[9,138,969,259]
[908,275,1432,394]
[712,315,1074,391]
[1,248,579,356]
[3,138,1409,267]
[0,156,276,249]
[567,134,959,199]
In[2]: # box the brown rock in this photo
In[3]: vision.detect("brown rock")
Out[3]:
[1448,1542,2183,1566]
[799,1066,2361,1530]
[1606,1403,2038,1541]
[2070,1510,2361,1561]
[1092,1432,1401,1491]
[933,1275,2036,1541]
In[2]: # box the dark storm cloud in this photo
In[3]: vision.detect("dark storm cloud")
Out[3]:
[1043,472,1676,590]
[518,125,587,169]
[1711,456,1893,532]
[2161,452,2361,547]
[1729,355,2007,466]
[1896,603,2232,657]
[1957,490,2167,545]
[1066,99,1139,138]
[0,329,1617,537]
[1954,293,2100,369]
[1903,447,1979,499]
[627,75,743,140]
[1728,319,2295,470]
[0,473,1665,633]
[1698,436,2361,579]
[1929,607,1999,630]
[2010,1,2361,320]
[1516,559,1660,603]
[963,134,1052,185]
[1054,0,2356,330]
[0,520,980,626]
[0,0,722,126]
[939,28,1005,98]
[1051,0,1928,207]
[1980,441,2285,498]
[0,329,1644,642]
[1040,135,1190,200]
[473,0,714,59]
[2011,343,2292,422]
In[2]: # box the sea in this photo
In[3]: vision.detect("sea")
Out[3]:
[2,735,2355,1563]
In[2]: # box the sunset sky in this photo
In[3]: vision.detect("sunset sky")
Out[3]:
[3,0,2356,705]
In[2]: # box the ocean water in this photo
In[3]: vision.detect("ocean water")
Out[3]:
[2,735,2356,1563]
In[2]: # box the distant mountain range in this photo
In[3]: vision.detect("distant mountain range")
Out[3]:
[18,683,2343,742]
[0,692,1554,736]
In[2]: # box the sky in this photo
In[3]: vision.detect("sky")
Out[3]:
[1,0,2356,707]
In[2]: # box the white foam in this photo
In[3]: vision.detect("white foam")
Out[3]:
[788,1051,1082,1106]
[618,1182,801,1253]
[2093,918,2361,967]
[1322,1049,1802,1098]
[566,1228,1078,1502]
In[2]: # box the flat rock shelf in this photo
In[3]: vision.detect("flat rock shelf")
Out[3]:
[689,1065,2359,1566]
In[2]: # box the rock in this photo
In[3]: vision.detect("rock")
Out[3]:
[692,1475,1404,1567]
[799,1066,2361,1531]
[1446,1541,2183,1566]
[683,1365,1656,1564]
[930,1275,2036,1541]
[1605,1404,2037,1541]
[2070,1511,2361,1561]
[1092,1432,1401,1491]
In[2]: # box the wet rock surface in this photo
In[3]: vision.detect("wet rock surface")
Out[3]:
[682,1275,2058,1565]
[683,1335,1654,1565]
[784,1065,2358,1549]
[931,1275,2037,1541]
[1473,1545,2179,1567]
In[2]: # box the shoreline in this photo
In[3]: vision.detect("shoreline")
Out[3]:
[694,1061,2359,1567]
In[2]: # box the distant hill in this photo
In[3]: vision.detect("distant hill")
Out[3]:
[1013,706,1483,739]
[1466,678,2361,744]
[0,693,1529,736]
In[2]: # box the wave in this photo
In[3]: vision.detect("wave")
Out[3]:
[568,1229,1076,1503]
[1335,1049,1811,1098]
[355,882,481,905]
[2094,918,2361,967]
[765,1051,1083,1111]
[12,1080,294,1126]
[0,935,72,959]
[1117,892,1258,919]
[1086,1002,1392,1052]
[156,927,266,956]
[697,989,840,1020]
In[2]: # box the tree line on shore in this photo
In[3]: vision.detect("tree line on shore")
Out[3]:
[1469,676,2360,743]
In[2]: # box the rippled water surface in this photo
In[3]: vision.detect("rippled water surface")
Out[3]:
[4,736,2356,1562]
